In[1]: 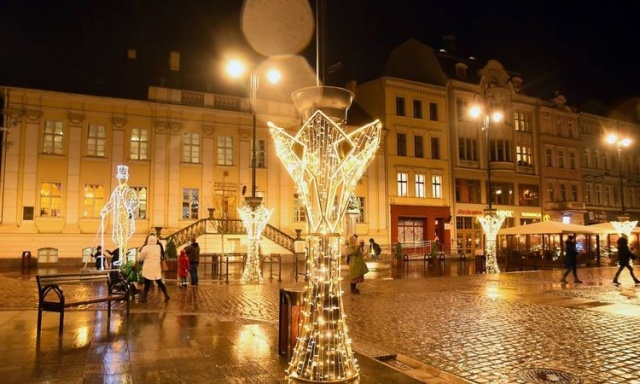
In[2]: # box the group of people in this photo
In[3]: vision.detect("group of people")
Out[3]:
[561,233,640,285]
[94,234,201,303]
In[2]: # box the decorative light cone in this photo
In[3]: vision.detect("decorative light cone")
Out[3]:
[270,86,381,383]
[477,209,506,274]
[239,199,273,284]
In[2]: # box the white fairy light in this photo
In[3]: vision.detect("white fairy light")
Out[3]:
[270,106,381,383]
[238,203,273,284]
[611,220,638,238]
[477,210,506,274]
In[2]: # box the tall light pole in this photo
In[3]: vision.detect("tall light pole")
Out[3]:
[606,134,636,236]
[470,99,504,274]
[227,59,280,284]
[227,60,281,206]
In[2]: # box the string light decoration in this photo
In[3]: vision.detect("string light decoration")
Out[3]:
[477,210,506,274]
[269,89,381,383]
[612,219,638,238]
[100,165,140,261]
[239,202,273,284]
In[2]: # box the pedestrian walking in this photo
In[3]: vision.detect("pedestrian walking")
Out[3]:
[369,238,382,261]
[347,234,369,294]
[137,233,170,303]
[178,248,190,288]
[560,235,583,283]
[613,235,640,285]
[186,237,200,286]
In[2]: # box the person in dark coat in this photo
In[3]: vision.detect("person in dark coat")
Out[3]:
[560,235,583,284]
[613,235,640,285]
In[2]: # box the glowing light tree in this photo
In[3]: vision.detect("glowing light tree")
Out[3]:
[477,212,506,274]
[239,202,273,284]
[270,86,381,383]
[100,165,140,262]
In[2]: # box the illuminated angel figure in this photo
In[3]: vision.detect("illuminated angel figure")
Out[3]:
[101,165,140,258]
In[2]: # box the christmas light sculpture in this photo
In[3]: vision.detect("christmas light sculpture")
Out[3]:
[239,202,273,284]
[477,209,506,274]
[100,165,140,261]
[269,86,381,383]
[612,220,638,238]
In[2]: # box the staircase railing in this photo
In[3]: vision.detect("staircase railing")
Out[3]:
[160,218,296,253]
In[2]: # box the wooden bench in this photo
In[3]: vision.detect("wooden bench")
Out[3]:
[36,271,131,335]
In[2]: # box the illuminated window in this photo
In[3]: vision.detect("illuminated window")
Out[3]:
[518,184,539,207]
[415,174,425,197]
[83,184,104,218]
[132,186,147,219]
[130,128,149,160]
[217,136,234,166]
[256,139,267,168]
[516,146,532,166]
[397,172,408,197]
[40,182,62,217]
[431,175,442,198]
[43,120,64,155]
[182,133,200,163]
[514,110,531,132]
[87,124,106,157]
[398,218,424,244]
[38,247,59,264]
[182,188,199,219]
[293,196,306,222]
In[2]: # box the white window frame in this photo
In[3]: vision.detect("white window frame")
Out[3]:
[182,188,199,219]
[431,175,442,198]
[182,133,200,163]
[87,124,106,157]
[83,184,105,218]
[217,136,234,166]
[40,182,62,217]
[397,172,408,197]
[130,128,149,160]
[415,174,425,198]
[43,120,64,155]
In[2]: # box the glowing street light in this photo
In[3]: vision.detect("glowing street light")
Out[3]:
[470,99,504,274]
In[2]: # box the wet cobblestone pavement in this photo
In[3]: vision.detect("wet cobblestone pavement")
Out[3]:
[1,262,640,383]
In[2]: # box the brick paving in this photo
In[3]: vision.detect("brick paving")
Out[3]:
[1,263,640,383]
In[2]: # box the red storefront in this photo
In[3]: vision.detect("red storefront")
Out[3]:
[390,205,451,253]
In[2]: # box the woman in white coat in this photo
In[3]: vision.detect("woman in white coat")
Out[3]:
[137,233,170,302]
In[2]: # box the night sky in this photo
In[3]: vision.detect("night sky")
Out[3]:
[0,1,637,108]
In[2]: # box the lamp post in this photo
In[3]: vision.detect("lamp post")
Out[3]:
[470,100,504,274]
[227,59,280,284]
[606,134,636,236]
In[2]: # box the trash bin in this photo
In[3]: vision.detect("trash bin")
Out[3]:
[475,254,486,274]
[278,288,305,359]
[21,251,32,269]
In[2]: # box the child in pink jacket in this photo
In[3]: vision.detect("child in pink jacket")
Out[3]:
[178,249,190,287]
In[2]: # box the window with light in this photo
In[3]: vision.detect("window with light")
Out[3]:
[415,174,425,197]
[293,196,306,222]
[130,128,149,160]
[217,136,234,166]
[397,172,408,197]
[132,186,147,219]
[182,188,199,219]
[182,133,200,163]
[431,175,442,198]
[83,184,104,218]
[43,120,64,155]
[40,182,62,217]
[87,124,106,157]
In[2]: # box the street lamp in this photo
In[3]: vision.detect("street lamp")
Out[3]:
[606,134,636,236]
[226,59,281,207]
[227,59,280,284]
[469,99,504,274]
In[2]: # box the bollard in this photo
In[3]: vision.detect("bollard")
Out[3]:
[21,251,32,269]
[278,288,305,359]
[475,254,486,273]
